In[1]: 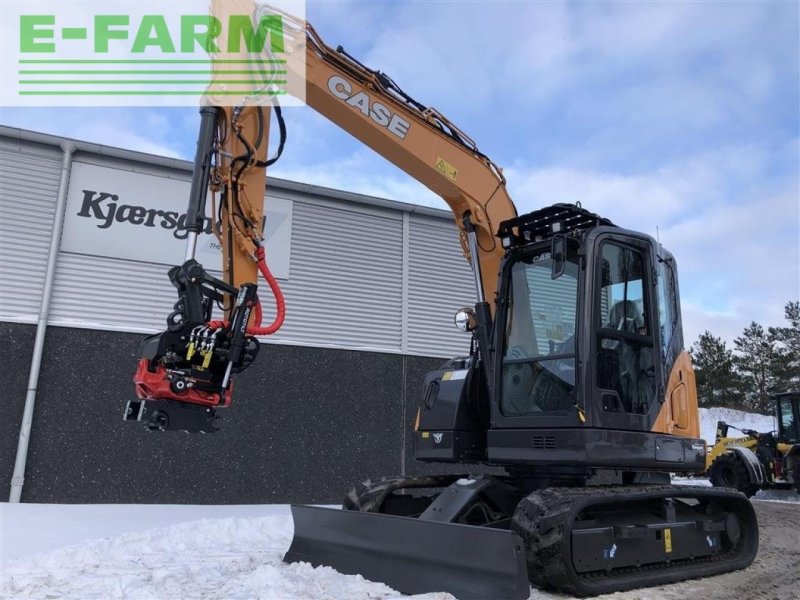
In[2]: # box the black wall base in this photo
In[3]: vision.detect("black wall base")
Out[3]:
[1,322,450,504]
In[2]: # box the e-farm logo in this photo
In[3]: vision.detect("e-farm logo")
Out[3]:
[3,0,306,107]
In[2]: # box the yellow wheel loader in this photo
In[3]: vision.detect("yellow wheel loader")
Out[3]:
[707,392,800,496]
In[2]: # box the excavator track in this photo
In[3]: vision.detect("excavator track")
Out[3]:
[511,484,759,597]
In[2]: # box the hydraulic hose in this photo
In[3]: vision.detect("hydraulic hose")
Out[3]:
[207,245,285,335]
[247,245,285,335]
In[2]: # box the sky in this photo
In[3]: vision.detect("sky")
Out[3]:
[2,0,798,348]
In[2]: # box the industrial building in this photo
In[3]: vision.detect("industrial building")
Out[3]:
[0,125,474,504]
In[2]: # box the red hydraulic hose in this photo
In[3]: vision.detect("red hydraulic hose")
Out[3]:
[246,245,285,335]
[206,246,285,335]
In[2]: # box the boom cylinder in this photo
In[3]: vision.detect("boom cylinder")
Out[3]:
[184,106,220,260]
[463,213,494,387]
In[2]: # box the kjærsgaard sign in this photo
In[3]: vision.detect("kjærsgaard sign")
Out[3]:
[60,161,292,279]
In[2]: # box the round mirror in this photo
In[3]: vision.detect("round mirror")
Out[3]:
[454,307,476,333]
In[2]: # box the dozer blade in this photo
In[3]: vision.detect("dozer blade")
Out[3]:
[284,505,530,600]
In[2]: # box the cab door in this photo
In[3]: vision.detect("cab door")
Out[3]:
[591,234,661,431]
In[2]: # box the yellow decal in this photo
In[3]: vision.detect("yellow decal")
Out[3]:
[421,432,430,439]
[435,157,458,180]
[664,528,672,553]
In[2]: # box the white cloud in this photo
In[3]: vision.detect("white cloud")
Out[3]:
[505,139,799,347]
[1,108,188,158]
[504,164,689,227]
[271,147,445,209]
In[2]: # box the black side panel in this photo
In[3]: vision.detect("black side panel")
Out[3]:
[417,367,482,431]
[414,364,488,463]
[488,428,706,472]
[285,505,530,600]
[415,430,486,463]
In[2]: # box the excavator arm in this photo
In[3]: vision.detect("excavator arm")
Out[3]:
[298,22,517,305]
[215,18,519,300]
[128,15,516,432]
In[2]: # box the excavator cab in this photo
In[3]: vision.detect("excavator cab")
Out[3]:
[415,204,702,476]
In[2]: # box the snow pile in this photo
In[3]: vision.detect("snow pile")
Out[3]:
[1,510,455,600]
[699,406,775,445]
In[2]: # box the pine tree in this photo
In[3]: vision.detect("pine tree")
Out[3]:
[733,322,778,412]
[690,331,741,408]
[769,301,800,391]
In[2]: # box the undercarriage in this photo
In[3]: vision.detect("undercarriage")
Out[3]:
[285,474,759,598]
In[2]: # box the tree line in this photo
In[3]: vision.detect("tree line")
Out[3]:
[690,301,799,414]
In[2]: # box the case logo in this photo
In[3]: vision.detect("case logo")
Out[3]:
[327,75,411,139]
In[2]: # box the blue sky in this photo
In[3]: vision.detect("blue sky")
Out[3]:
[2,1,798,347]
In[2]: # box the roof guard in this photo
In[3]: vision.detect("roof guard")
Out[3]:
[496,203,615,248]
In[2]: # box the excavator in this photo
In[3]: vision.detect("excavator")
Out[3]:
[125,8,759,599]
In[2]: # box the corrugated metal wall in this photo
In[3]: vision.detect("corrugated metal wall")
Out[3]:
[262,197,404,350]
[49,254,179,332]
[407,216,473,357]
[49,153,201,334]
[0,132,476,358]
[0,138,62,322]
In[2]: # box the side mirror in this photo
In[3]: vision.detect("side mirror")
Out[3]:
[551,234,567,279]
[454,307,477,333]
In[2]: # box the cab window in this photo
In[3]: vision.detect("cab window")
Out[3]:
[778,398,799,443]
[656,259,677,361]
[500,251,578,417]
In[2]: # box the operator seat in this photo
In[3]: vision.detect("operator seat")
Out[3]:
[607,300,644,333]
[602,300,645,413]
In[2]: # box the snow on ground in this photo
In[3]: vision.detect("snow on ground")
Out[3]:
[1,504,292,564]
[670,477,799,502]
[1,504,456,600]
[1,406,796,600]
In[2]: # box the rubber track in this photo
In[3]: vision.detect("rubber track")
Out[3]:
[510,484,758,597]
